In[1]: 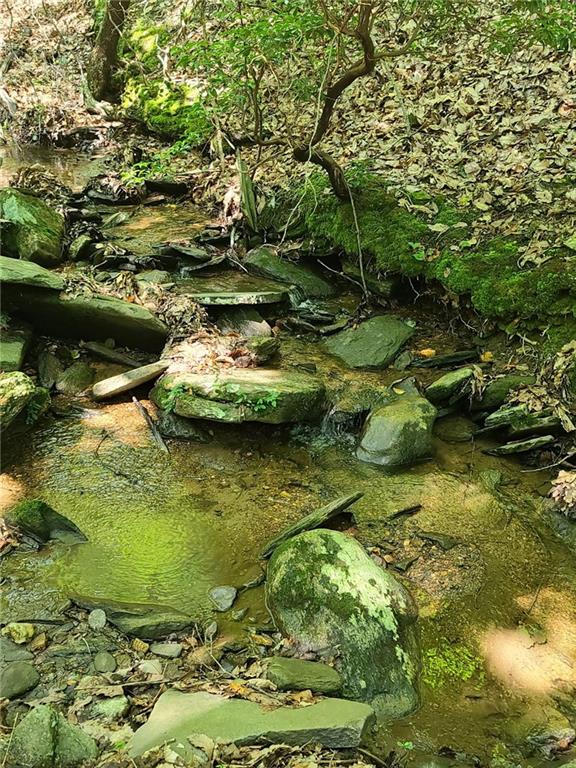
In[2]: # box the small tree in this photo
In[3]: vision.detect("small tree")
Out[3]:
[87,0,131,101]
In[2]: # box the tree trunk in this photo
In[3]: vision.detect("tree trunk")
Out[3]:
[293,146,350,200]
[87,0,131,101]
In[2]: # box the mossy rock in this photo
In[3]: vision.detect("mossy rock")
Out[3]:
[264,657,342,694]
[0,371,36,430]
[0,322,33,372]
[244,246,335,299]
[266,529,420,718]
[425,367,474,404]
[472,374,535,411]
[0,255,64,291]
[0,189,65,266]
[324,316,414,369]
[5,499,87,545]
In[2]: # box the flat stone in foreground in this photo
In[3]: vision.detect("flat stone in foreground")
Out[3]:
[0,254,65,290]
[92,361,169,400]
[129,690,374,756]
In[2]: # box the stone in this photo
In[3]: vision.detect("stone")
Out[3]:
[89,695,129,722]
[216,307,272,338]
[0,370,36,429]
[37,350,64,389]
[150,642,183,658]
[68,234,94,262]
[266,529,420,718]
[425,367,475,404]
[244,246,335,299]
[176,272,289,306]
[136,269,173,284]
[0,254,64,290]
[156,411,210,441]
[56,361,94,395]
[0,661,40,699]
[93,651,116,673]
[138,659,163,675]
[324,316,414,369]
[244,336,279,363]
[129,689,374,756]
[72,596,196,639]
[7,704,98,767]
[0,636,34,665]
[5,499,87,545]
[1,622,35,644]
[88,608,107,630]
[209,586,237,612]
[0,189,65,266]
[2,286,168,351]
[92,360,169,400]
[151,369,325,425]
[505,705,575,757]
[264,657,342,694]
[356,383,436,467]
[472,374,535,410]
[0,322,32,372]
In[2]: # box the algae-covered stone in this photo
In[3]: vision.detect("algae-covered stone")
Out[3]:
[357,391,437,467]
[151,368,325,425]
[426,367,474,404]
[7,704,98,767]
[244,246,335,299]
[0,254,65,290]
[472,374,535,411]
[72,596,196,639]
[5,499,87,545]
[0,661,40,699]
[216,307,272,338]
[129,689,374,755]
[266,529,420,718]
[0,322,32,372]
[0,189,65,266]
[324,316,414,369]
[0,370,36,429]
[56,362,94,395]
[265,657,342,694]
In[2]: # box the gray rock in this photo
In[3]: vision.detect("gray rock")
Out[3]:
[129,689,374,756]
[5,499,87,545]
[357,386,436,467]
[136,269,172,284]
[88,609,107,630]
[0,190,65,266]
[150,642,183,659]
[425,367,474,404]
[324,316,414,369]
[0,322,32,372]
[265,657,342,694]
[0,636,34,665]
[156,410,211,441]
[266,529,420,718]
[72,596,195,639]
[0,370,36,429]
[209,586,237,612]
[92,360,169,400]
[7,704,98,767]
[178,271,290,307]
[56,362,94,395]
[216,307,272,338]
[0,254,64,290]
[138,659,163,675]
[93,651,116,673]
[0,661,40,699]
[244,246,335,299]
[89,695,129,722]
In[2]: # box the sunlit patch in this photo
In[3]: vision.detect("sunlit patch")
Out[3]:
[0,473,25,513]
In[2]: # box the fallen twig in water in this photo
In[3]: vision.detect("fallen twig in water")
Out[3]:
[132,396,169,453]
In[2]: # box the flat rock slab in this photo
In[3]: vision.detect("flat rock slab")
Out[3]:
[426,367,474,404]
[244,246,335,299]
[216,307,272,337]
[0,254,64,290]
[265,657,342,694]
[151,368,325,424]
[92,361,169,400]
[129,690,374,756]
[175,272,289,306]
[72,596,196,639]
[324,316,414,369]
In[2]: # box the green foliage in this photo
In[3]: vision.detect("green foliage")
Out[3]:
[214,383,280,413]
[121,131,202,186]
[423,643,484,689]
[493,0,576,51]
[162,383,189,414]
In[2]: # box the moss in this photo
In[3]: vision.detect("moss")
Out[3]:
[422,642,484,689]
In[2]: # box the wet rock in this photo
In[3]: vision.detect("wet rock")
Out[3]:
[505,705,575,757]
[216,307,272,338]
[0,661,40,699]
[37,350,64,389]
[7,704,98,767]
[2,286,168,351]
[92,360,169,400]
[426,367,475,404]
[150,642,183,658]
[266,529,420,718]
[5,499,87,545]
[264,657,342,694]
[324,316,414,369]
[151,369,325,425]
[244,336,279,363]
[357,385,437,467]
[0,321,32,372]
[136,269,172,284]
[0,636,34,664]
[0,189,65,266]
[88,608,107,630]
[93,651,116,673]
[209,586,237,612]
[0,370,36,429]
[68,234,94,262]
[156,411,211,441]
[0,254,65,290]
[56,361,94,395]
[472,374,535,410]
[129,689,375,755]
[89,695,129,722]
[244,246,335,299]
[72,596,196,639]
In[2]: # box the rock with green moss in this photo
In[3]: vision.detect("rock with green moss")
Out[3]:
[266,529,420,718]
[0,322,32,372]
[56,362,94,395]
[426,367,474,404]
[0,189,65,266]
[244,246,335,299]
[151,368,325,424]
[504,704,575,758]
[472,374,535,411]
[0,371,36,429]
[0,661,40,700]
[6,704,98,767]
[71,596,196,639]
[0,255,65,291]
[324,316,414,369]
[5,499,87,545]
[264,657,342,694]
[357,388,437,467]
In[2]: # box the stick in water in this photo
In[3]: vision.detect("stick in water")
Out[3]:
[132,397,169,453]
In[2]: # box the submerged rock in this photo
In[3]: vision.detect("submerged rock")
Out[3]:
[156,410,211,441]
[324,316,414,369]
[356,388,437,467]
[6,704,98,767]
[0,371,36,429]
[264,657,342,694]
[266,529,420,718]
[5,499,87,545]
[0,254,65,290]
[151,368,325,424]
[72,596,196,639]
[209,586,237,612]
[0,189,65,266]
[244,245,335,299]
[129,689,374,755]
[0,636,34,663]
[505,704,575,757]
[0,661,40,700]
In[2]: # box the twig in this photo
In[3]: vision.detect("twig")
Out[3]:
[521,449,576,473]
[1,712,19,768]
[388,504,422,521]
[357,747,389,767]
[132,397,169,454]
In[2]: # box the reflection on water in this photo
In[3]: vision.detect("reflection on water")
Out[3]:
[0,143,105,191]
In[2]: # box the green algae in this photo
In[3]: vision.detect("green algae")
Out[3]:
[422,642,485,689]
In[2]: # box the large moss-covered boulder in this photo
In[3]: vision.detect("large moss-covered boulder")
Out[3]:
[5,499,87,545]
[324,316,414,369]
[151,368,325,424]
[357,389,436,467]
[266,529,420,718]
[244,246,335,299]
[0,371,36,430]
[0,189,65,266]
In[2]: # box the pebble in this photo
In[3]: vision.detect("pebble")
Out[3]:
[232,608,248,621]
[88,609,107,630]
[209,585,237,612]
[93,651,117,674]
[0,661,40,699]
[204,621,218,642]
[1,622,35,644]
[150,642,183,659]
